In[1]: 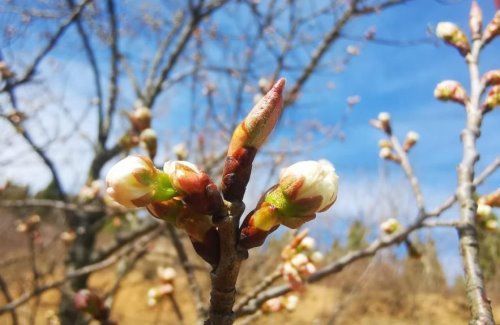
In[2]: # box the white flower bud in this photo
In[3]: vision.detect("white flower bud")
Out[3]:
[106,156,176,208]
[310,251,324,264]
[378,139,392,149]
[278,160,339,213]
[476,204,492,221]
[285,295,299,311]
[173,143,188,160]
[291,253,309,268]
[436,22,470,55]
[380,218,401,235]
[300,237,316,250]
[379,147,393,160]
[378,112,390,123]
[434,80,467,104]
[157,267,177,282]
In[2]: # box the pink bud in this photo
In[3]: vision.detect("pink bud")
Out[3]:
[434,80,468,105]
[482,11,500,45]
[469,1,483,39]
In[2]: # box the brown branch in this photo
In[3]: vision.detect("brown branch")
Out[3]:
[0,274,18,325]
[233,269,281,313]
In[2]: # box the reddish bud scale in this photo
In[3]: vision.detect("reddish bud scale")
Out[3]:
[222,78,285,201]
[190,227,220,265]
[239,208,280,249]
[482,70,500,86]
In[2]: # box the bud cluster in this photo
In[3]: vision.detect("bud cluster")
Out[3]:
[262,294,299,313]
[124,104,157,159]
[106,155,223,264]
[239,160,338,249]
[147,266,177,306]
[278,230,325,291]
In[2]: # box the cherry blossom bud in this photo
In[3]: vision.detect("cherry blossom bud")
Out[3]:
[128,106,152,132]
[469,1,483,39]
[302,262,317,276]
[222,78,286,201]
[310,251,324,264]
[17,214,41,233]
[379,147,399,162]
[476,204,493,221]
[240,160,338,248]
[478,189,500,207]
[0,61,14,79]
[378,139,392,149]
[346,45,360,56]
[483,85,500,111]
[173,143,188,160]
[281,262,303,291]
[163,161,224,216]
[157,267,177,283]
[299,237,316,250]
[119,132,140,151]
[482,11,500,45]
[436,22,470,55]
[380,218,401,235]
[106,156,177,208]
[403,131,420,151]
[482,70,500,87]
[434,80,468,105]
[262,297,282,313]
[376,112,391,133]
[291,253,309,268]
[140,128,157,159]
[285,295,299,311]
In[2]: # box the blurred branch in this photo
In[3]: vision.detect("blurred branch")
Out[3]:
[0,274,18,325]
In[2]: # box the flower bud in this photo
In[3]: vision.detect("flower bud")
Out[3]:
[376,112,391,133]
[469,1,483,39]
[290,253,309,268]
[163,161,224,216]
[476,204,493,221]
[106,156,177,208]
[478,189,500,207]
[60,230,77,245]
[482,70,500,87]
[483,85,500,111]
[74,289,110,322]
[380,218,400,235]
[173,143,188,160]
[310,251,324,264]
[157,267,177,283]
[299,236,316,250]
[140,128,158,159]
[436,22,470,55]
[434,80,468,105]
[482,11,500,45]
[119,132,140,151]
[0,61,14,79]
[284,294,299,311]
[16,214,41,233]
[128,106,152,132]
[222,78,286,201]
[379,147,399,162]
[262,297,282,313]
[403,131,420,151]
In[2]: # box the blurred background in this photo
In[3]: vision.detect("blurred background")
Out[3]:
[0,0,499,324]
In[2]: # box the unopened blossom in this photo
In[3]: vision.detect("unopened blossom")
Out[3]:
[476,204,493,221]
[310,251,324,264]
[478,189,500,207]
[482,11,500,44]
[17,214,41,233]
[376,112,391,133]
[285,295,299,311]
[380,218,401,235]
[291,253,309,268]
[78,180,103,202]
[157,267,176,282]
[379,147,393,160]
[140,128,158,159]
[484,85,500,111]
[0,61,14,79]
[173,143,188,160]
[281,262,303,291]
[403,131,420,151]
[302,262,317,276]
[436,22,470,55]
[240,160,338,248]
[106,156,176,208]
[60,231,77,244]
[262,297,282,313]
[128,106,152,132]
[434,80,468,104]
[299,237,316,250]
[469,1,483,39]
[163,160,223,216]
[482,70,500,87]
[147,284,174,306]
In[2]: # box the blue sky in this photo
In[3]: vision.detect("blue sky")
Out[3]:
[1,0,499,280]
